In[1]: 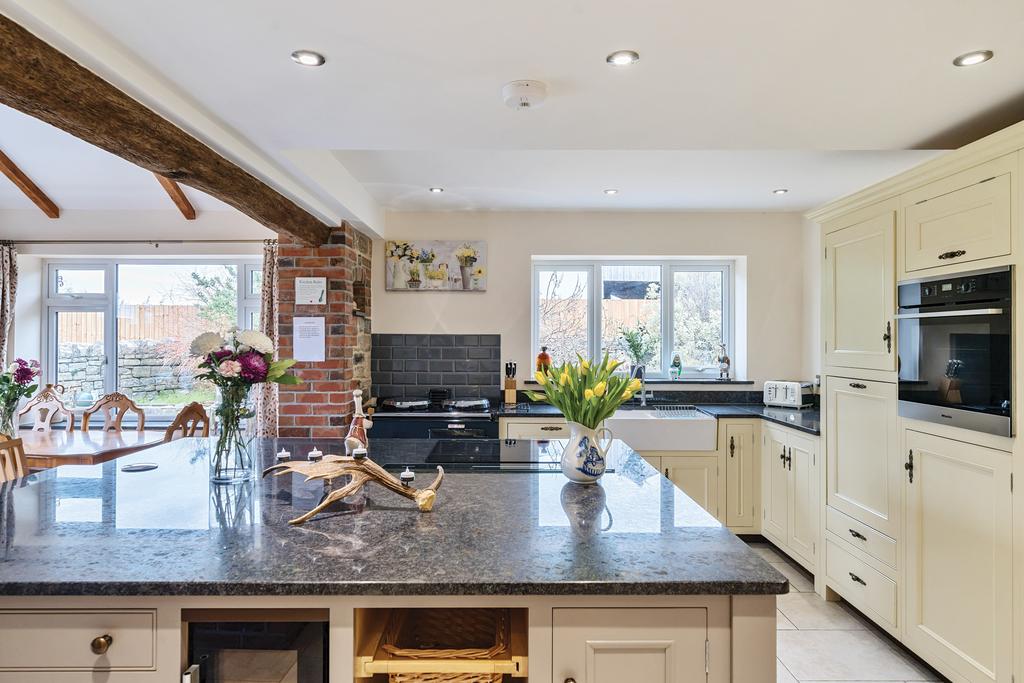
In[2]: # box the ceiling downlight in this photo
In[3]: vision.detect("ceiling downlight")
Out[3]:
[290,50,326,67]
[952,50,993,67]
[606,50,640,66]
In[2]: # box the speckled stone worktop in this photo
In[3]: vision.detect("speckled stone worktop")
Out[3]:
[0,438,787,597]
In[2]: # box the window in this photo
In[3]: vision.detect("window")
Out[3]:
[45,259,261,422]
[532,259,733,379]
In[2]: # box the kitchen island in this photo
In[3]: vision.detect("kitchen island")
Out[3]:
[0,437,785,682]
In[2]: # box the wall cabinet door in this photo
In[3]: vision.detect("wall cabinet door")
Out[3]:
[787,433,818,567]
[823,201,896,372]
[666,457,719,521]
[825,377,900,538]
[904,430,1013,683]
[902,154,1015,274]
[761,428,789,543]
[553,607,708,683]
[724,423,756,528]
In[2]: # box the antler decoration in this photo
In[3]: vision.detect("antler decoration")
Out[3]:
[263,454,444,525]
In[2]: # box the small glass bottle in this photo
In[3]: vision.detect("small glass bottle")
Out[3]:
[536,346,552,372]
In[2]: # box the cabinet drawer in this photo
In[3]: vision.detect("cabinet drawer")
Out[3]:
[825,537,897,631]
[504,420,567,439]
[903,155,1014,273]
[826,506,896,568]
[0,609,156,671]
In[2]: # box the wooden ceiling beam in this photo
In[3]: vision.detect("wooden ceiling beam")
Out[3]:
[154,173,196,220]
[0,16,332,245]
[0,147,59,218]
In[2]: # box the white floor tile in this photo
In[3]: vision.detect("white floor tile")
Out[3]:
[778,630,943,681]
[749,542,789,563]
[776,658,798,683]
[777,592,866,630]
[770,561,815,592]
[777,609,797,630]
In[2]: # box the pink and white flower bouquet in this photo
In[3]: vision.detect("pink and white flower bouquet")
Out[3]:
[190,329,299,483]
[0,358,40,436]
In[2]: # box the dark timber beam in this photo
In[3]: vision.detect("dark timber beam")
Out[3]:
[0,16,332,245]
[154,173,196,220]
[0,147,59,218]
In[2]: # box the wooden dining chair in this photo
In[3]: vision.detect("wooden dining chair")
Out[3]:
[164,402,211,441]
[81,392,145,432]
[17,384,75,432]
[0,436,27,482]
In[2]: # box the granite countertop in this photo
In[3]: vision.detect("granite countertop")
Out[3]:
[497,402,820,435]
[0,438,786,598]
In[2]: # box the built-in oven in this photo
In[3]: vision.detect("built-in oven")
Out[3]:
[896,266,1012,436]
[370,414,500,439]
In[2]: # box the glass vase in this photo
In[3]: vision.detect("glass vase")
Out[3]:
[211,384,255,485]
[0,401,16,438]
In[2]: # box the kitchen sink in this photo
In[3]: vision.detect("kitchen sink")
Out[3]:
[606,405,718,451]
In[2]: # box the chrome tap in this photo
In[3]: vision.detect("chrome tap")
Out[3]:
[632,365,653,407]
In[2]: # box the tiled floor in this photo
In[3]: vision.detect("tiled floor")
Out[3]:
[745,541,948,683]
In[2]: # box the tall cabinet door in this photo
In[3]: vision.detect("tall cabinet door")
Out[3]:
[823,200,896,372]
[666,457,719,521]
[825,377,900,538]
[762,428,789,543]
[787,433,818,567]
[724,422,756,528]
[904,430,1013,683]
[553,608,709,683]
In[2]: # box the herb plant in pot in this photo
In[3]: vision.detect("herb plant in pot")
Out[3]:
[526,355,642,484]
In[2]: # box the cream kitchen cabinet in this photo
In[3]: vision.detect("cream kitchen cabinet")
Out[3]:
[501,418,567,440]
[723,421,757,529]
[901,153,1015,276]
[761,424,819,571]
[903,429,1013,683]
[665,456,719,521]
[825,376,900,539]
[822,199,897,373]
[552,607,710,683]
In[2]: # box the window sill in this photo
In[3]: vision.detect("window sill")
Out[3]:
[524,379,754,386]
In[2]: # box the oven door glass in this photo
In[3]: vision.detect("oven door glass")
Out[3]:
[898,310,1011,418]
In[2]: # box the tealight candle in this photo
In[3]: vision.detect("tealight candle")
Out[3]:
[352,447,367,460]
[400,467,415,487]
[276,448,291,460]
[307,447,323,461]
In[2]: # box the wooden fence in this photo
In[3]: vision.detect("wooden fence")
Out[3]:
[57,305,202,344]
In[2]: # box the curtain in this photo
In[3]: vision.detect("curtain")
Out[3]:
[255,240,279,437]
[0,243,16,369]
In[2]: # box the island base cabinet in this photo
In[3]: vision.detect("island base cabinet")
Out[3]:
[552,608,709,683]
[904,430,1013,683]
[665,457,719,521]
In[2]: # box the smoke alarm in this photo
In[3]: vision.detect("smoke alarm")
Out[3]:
[502,80,547,110]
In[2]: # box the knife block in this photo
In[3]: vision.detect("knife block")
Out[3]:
[503,378,517,406]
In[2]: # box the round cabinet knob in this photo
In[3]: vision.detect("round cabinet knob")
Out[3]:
[565,679,577,683]
[90,634,113,655]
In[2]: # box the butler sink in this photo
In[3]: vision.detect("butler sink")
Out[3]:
[606,406,718,452]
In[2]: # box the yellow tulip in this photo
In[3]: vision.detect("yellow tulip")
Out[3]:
[559,372,569,386]
[627,378,642,392]
[607,359,621,372]
[535,371,547,385]
[621,389,633,400]
[584,388,595,401]
[594,381,607,397]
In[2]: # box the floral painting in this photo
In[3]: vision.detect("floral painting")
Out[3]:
[385,240,487,291]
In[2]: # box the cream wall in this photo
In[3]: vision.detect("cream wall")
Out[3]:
[373,211,810,390]
[801,216,822,381]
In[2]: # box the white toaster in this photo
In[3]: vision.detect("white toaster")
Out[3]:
[763,381,813,409]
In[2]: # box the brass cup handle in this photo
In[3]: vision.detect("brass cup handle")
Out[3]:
[91,634,113,655]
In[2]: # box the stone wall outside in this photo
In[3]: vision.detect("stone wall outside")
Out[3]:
[58,340,191,405]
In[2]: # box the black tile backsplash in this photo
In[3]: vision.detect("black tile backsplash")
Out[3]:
[372,333,501,400]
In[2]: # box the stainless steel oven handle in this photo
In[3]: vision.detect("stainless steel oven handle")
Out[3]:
[894,308,1004,319]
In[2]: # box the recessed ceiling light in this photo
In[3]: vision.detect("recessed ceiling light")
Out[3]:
[603,188,620,196]
[428,187,445,194]
[772,188,789,195]
[606,50,640,67]
[290,50,326,67]
[952,50,993,67]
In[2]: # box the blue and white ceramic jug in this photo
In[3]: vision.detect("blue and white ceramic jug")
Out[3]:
[560,422,612,484]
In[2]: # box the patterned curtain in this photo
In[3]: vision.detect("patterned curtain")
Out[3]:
[0,242,16,369]
[255,240,279,437]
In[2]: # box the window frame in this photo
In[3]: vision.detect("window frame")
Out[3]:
[531,258,735,380]
[43,258,262,407]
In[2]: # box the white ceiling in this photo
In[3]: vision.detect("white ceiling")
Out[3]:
[0,104,233,212]
[334,149,942,212]
[3,0,1023,222]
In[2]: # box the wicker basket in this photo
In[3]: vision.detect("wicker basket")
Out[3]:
[380,608,510,683]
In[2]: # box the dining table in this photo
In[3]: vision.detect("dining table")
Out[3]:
[18,428,169,470]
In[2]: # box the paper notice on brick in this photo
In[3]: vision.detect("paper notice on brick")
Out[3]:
[294,316,326,362]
